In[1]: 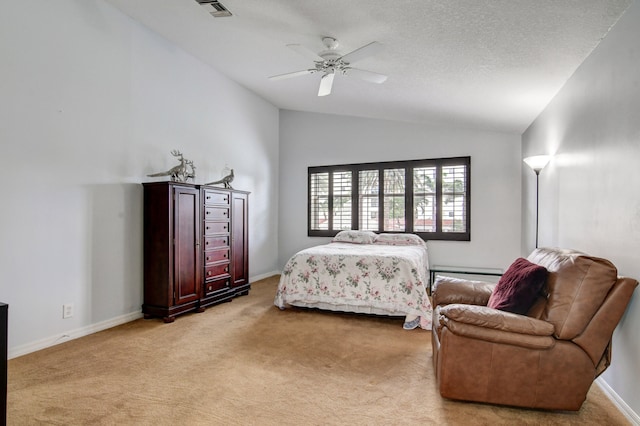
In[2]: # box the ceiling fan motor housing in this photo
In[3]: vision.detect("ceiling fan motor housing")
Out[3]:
[318,36,342,61]
[316,37,346,74]
[268,37,387,96]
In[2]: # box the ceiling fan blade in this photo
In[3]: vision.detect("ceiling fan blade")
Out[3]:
[318,72,335,97]
[287,44,324,62]
[339,41,383,64]
[268,69,314,81]
[346,68,388,84]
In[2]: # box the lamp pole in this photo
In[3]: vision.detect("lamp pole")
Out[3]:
[534,170,540,248]
[523,155,550,250]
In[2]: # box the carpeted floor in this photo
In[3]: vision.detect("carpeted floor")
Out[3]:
[8,275,631,425]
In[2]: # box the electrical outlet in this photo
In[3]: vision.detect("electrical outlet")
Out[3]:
[63,304,74,319]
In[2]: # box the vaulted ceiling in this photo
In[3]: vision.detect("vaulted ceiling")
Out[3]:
[106,0,631,133]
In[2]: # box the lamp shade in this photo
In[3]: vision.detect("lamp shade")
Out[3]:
[523,155,551,173]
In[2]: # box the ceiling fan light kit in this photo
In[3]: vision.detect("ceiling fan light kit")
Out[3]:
[269,37,388,97]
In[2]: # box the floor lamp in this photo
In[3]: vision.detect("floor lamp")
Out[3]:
[523,155,551,248]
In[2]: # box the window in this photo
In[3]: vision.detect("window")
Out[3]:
[308,157,470,241]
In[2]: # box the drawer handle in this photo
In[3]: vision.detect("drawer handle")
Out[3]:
[206,211,210,215]
[224,266,229,272]
[208,285,212,291]
[223,253,227,258]
[207,271,212,276]
[223,225,227,230]
[223,212,227,216]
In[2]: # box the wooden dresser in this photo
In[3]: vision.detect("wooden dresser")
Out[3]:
[142,182,249,322]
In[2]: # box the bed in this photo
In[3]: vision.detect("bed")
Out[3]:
[274,231,432,330]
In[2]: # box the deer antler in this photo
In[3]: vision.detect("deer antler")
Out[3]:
[148,150,196,182]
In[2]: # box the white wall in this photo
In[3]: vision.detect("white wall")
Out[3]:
[522,0,640,419]
[279,110,522,271]
[0,1,280,357]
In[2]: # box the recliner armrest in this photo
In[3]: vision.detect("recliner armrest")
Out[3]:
[439,304,556,349]
[432,276,495,306]
[440,304,555,335]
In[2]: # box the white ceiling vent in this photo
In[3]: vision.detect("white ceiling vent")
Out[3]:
[196,0,232,18]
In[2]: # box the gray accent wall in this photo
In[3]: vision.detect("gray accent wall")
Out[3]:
[522,0,640,419]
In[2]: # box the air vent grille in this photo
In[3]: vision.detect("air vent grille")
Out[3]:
[196,0,232,18]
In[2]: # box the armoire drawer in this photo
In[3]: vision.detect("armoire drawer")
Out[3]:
[204,206,229,220]
[204,248,229,265]
[205,263,230,280]
[204,236,229,250]
[203,221,229,235]
[203,190,230,205]
[204,278,230,295]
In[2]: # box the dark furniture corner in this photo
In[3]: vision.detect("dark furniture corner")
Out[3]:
[1,303,7,426]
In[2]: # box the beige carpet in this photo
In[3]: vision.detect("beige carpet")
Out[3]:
[8,275,631,425]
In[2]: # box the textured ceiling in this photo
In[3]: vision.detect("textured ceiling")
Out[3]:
[105,0,631,133]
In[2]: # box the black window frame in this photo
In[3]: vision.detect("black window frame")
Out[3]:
[308,156,471,241]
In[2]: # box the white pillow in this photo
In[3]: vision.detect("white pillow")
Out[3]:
[374,233,426,246]
[332,230,377,244]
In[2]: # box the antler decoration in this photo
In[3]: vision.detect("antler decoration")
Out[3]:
[147,150,196,183]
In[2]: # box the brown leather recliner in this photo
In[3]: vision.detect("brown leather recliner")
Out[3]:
[431,247,638,411]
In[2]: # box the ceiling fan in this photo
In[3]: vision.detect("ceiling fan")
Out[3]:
[268,37,388,97]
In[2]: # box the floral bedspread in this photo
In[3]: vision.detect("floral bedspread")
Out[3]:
[274,242,432,330]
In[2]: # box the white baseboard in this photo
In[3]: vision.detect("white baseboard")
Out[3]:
[8,311,143,360]
[250,270,280,282]
[596,377,640,425]
[9,273,281,359]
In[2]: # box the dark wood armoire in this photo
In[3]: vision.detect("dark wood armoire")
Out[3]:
[142,182,249,322]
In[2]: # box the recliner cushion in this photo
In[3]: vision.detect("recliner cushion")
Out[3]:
[527,248,618,339]
[488,258,548,315]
